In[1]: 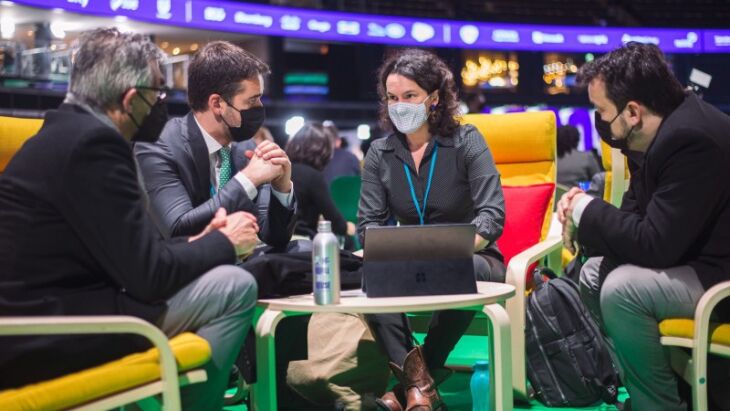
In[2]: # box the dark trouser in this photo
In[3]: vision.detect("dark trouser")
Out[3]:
[365,254,506,369]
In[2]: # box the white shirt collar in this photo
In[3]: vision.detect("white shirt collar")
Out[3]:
[193,114,229,156]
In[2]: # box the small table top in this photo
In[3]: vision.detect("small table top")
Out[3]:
[257,282,515,314]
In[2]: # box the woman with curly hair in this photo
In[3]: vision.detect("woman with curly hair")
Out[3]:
[359,49,506,410]
[286,122,355,239]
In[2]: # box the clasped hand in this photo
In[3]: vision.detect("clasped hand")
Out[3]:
[190,208,260,258]
[242,141,292,193]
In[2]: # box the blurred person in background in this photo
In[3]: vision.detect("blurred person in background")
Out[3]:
[323,120,361,183]
[557,124,602,188]
[359,48,506,411]
[286,122,356,240]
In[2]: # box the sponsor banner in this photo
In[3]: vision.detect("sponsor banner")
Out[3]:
[704,30,730,53]
[11,0,718,53]
[15,0,187,24]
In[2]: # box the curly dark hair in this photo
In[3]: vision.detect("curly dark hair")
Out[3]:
[188,41,270,112]
[285,123,333,171]
[377,49,461,137]
[577,42,685,117]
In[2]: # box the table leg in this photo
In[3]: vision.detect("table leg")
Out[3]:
[251,309,286,411]
[483,303,513,411]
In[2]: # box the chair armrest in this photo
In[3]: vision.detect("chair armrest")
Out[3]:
[694,281,730,357]
[609,148,627,207]
[505,236,563,294]
[0,316,181,411]
[502,236,562,399]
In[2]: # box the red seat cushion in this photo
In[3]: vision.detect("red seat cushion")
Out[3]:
[496,183,555,266]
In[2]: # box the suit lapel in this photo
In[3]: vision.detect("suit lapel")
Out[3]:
[184,113,213,199]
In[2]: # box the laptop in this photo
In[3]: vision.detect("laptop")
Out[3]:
[362,224,477,298]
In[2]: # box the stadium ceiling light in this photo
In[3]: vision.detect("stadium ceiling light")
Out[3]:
[1,17,15,40]
[357,124,370,140]
[50,21,65,39]
[285,115,305,137]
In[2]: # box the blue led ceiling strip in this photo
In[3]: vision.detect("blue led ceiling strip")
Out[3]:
[11,0,730,53]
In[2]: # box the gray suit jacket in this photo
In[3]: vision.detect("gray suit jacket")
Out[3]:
[134,112,296,247]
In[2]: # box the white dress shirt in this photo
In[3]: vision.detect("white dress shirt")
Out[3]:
[572,195,595,226]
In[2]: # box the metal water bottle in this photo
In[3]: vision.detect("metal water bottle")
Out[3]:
[312,220,340,305]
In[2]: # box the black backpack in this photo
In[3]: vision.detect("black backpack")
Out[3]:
[525,268,620,407]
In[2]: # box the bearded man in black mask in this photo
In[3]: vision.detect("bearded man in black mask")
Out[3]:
[0,29,261,410]
[558,42,730,411]
[135,40,296,247]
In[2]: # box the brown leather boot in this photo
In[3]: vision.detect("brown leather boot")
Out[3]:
[401,346,447,411]
[376,349,453,411]
[376,363,406,411]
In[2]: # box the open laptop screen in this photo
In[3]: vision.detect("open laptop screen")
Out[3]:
[362,224,477,297]
[363,223,476,262]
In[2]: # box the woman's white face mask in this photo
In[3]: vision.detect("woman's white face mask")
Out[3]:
[388,94,434,135]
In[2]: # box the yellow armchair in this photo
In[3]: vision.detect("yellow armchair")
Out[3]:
[0,316,211,411]
[599,138,630,207]
[0,116,44,174]
[462,111,562,400]
[660,281,730,411]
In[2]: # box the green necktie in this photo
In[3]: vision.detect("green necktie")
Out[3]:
[218,146,232,190]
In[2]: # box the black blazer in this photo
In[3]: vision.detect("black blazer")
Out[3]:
[579,93,730,289]
[0,104,236,389]
[134,112,295,246]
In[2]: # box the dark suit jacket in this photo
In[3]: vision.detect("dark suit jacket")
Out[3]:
[134,113,295,247]
[291,162,348,238]
[579,93,730,290]
[0,104,236,389]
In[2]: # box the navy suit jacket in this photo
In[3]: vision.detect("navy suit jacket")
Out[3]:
[134,112,296,247]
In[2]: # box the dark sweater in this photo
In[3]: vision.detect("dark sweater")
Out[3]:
[324,148,361,183]
[291,162,348,238]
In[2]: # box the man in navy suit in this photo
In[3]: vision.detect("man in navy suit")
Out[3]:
[135,41,296,246]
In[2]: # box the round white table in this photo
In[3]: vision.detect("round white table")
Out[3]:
[251,281,516,411]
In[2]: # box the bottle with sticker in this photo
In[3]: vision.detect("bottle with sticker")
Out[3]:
[312,220,340,305]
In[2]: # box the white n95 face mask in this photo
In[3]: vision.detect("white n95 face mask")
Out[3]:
[388,95,432,135]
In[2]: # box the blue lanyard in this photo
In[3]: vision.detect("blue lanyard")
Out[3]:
[403,144,438,226]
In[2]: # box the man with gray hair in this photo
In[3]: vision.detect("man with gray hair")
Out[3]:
[0,28,258,410]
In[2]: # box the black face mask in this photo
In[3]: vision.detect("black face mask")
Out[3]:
[222,101,266,142]
[129,94,168,143]
[594,109,632,151]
